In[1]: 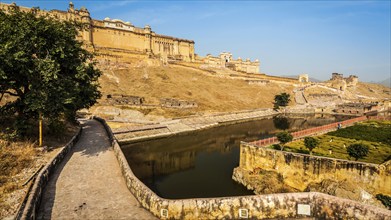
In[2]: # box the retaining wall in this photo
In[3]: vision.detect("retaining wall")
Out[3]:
[236,141,391,198]
[96,116,391,219]
[16,126,82,220]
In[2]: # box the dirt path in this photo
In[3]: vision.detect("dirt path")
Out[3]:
[37,119,156,220]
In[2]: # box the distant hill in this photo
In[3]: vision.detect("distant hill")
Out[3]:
[377,77,391,88]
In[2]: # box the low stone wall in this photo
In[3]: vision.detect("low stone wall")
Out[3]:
[96,116,391,219]
[236,142,391,199]
[16,126,82,220]
[106,94,145,105]
[160,98,198,108]
[284,107,315,114]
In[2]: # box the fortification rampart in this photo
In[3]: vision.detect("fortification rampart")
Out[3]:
[93,116,391,219]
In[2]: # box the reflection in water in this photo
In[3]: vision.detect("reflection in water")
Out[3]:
[122,114,351,199]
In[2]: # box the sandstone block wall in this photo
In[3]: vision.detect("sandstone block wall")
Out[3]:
[238,142,391,196]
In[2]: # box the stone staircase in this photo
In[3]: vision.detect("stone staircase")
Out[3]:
[295,89,307,105]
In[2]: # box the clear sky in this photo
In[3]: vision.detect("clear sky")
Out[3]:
[2,0,390,82]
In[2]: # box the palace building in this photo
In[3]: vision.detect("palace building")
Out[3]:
[1,2,260,73]
[0,2,195,62]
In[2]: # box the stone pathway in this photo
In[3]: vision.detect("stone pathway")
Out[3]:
[37,120,156,220]
[294,89,307,105]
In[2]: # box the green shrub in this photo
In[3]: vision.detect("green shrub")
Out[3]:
[347,143,369,161]
[328,123,391,145]
[376,194,391,209]
[271,144,281,150]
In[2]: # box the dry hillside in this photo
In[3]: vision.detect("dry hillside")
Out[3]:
[94,61,294,117]
[2,58,389,119]
[92,59,390,119]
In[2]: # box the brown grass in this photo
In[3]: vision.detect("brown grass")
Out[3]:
[96,62,390,119]
[97,64,294,117]
[0,140,37,217]
[0,121,78,218]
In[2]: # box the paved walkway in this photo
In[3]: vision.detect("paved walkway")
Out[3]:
[37,120,156,220]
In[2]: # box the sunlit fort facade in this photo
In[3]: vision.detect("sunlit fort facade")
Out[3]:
[0,2,260,73]
[1,2,195,61]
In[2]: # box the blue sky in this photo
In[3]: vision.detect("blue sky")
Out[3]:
[2,1,390,82]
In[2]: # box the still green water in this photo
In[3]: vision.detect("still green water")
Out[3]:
[122,114,350,199]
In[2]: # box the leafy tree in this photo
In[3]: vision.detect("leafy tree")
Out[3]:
[304,137,319,155]
[274,93,291,110]
[0,7,101,136]
[276,131,293,151]
[273,115,290,130]
[347,143,369,161]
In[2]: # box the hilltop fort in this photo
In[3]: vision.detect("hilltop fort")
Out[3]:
[0,2,260,73]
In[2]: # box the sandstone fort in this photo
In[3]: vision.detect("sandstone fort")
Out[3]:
[0,2,260,74]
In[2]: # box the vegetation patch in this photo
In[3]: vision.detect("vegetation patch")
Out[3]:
[0,140,38,217]
[0,117,78,218]
[376,194,391,210]
[327,120,391,145]
[282,120,391,164]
